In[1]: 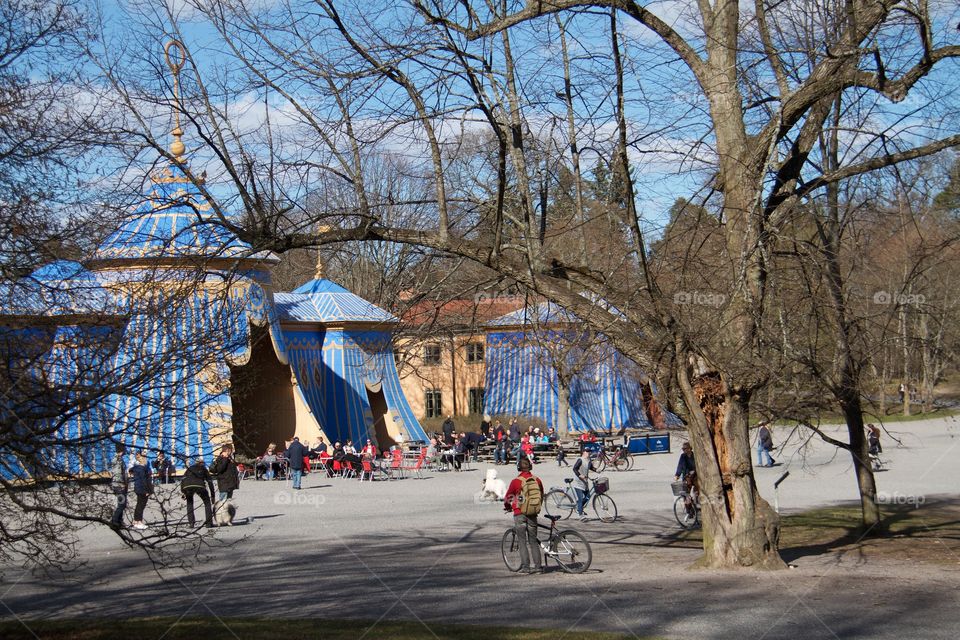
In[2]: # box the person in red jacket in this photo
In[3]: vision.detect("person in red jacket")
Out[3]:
[503,457,544,574]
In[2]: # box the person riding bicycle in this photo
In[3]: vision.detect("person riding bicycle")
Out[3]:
[674,441,698,514]
[572,449,598,522]
[503,457,544,574]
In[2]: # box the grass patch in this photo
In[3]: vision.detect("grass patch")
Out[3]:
[867,407,960,423]
[779,501,960,565]
[665,500,960,566]
[0,618,653,640]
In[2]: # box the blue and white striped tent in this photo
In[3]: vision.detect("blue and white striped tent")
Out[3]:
[274,278,426,447]
[483,302,678,432]
[0,161,422,478]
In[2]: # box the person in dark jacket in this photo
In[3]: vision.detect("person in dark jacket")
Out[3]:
[674,441,698,515]
[464,430,484,462]
[286,437,308,489]
[311,438,328,458]
[210,444,240,501]
[508,418,521,442]
[757,422,775,467]
[180,458,216,528]
[152,451,176,484]
[130,452,153,531]
[109,443,128,530]
[442,415,455,445]
[479,414,492,439]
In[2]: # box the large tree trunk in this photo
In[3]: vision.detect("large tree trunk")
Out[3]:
[556,381,570,439]
[677,361,784,569]
[840,394,882,530]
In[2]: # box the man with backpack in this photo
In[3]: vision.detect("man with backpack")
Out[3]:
[503,457,544,574]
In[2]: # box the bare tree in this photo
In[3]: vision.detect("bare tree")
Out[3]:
[87,0,960,569]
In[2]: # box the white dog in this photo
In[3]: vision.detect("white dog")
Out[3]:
[476,467,507,502]
[214,498,237,526]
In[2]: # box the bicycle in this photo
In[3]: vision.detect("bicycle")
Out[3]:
[544,477,618,523]
[589,444,633,473]
[671,480,700,529]
[501,514,592,573]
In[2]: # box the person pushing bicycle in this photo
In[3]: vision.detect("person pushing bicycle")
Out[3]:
[504,457,545,574]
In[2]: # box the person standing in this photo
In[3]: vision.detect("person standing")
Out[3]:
[286,436,308,490]
[493,421,507,465]
[442,415,456,445]
[480,414,492,439]
[152,451,176,484]
[181,457,216,528]
[572,449,597,521]
[129,452,153,531]
[508,418,520,442]
[867,423,882,455]
[109,443,128,530]
[757,422,775,467]
[503,457,544,574]
[210,444,240,501]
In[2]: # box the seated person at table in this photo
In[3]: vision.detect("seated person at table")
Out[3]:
[452,436,468,471]
[339,442,361,473]
[310,438,328,458]
[258,443,279,480]
[361,439,378,459]
[425,437,439,466]
[547,428,559,443]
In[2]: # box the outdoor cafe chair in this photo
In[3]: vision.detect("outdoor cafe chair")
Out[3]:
[387,450,404,480]
[359,458,376,482]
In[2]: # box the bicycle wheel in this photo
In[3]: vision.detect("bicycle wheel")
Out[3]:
[593,456,607,474]
[612,455,629,472]
[592,493,617,523]
[673,496,699,529]
[501,529,523,572]
[553,530,592,573]
[624,453,635,471]
[544,489,575,520]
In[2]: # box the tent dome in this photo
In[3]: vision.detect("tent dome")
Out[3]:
[91,164,275,266]
[275,277,395,324]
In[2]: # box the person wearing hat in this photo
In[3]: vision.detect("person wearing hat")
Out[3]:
[286,437,308,489]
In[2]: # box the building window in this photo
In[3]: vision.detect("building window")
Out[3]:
[465,342,484,363]
[468,387,485,415]
[425,390,443,418]
[423,344,442,365]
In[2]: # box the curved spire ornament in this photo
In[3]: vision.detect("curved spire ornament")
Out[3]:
[164,39,187,163]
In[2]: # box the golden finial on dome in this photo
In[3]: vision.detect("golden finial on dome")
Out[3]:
[314,225,331,280]
[164,39,187,163]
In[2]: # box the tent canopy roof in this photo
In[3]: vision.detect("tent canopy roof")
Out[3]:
[92,164,277,265]
[276,280,396,324]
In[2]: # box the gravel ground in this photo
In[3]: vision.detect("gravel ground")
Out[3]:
[2,416,959,639]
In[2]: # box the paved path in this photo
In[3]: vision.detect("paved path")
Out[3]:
[2,416,959,639]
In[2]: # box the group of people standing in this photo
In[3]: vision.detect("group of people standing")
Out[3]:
[109,442,241,531]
